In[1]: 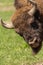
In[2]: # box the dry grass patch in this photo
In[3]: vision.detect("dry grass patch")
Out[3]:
[0,6,15,11]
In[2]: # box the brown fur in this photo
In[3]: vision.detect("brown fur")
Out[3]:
[31,0,43,24]
[11,5,33,22]
[33,0,43,14]
[14,0,31,9]
[14,0,43,14]
[14,0,43,22]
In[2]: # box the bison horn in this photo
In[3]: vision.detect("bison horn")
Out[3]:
[0,19,14,29]
[28,6,36,16]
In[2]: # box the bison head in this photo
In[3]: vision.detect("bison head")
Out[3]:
[0,6,43,54]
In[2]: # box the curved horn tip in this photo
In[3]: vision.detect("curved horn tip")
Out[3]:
[0,19,14,29]
[0,19,5,25]
[0,18,2,25]
[28,6,36,16]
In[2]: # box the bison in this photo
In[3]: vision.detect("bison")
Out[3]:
[0,0,43,54]
[14,0,43,53]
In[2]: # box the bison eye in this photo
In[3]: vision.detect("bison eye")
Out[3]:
[31,22,39,29]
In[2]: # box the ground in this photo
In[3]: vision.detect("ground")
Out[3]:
[0,0,43,65]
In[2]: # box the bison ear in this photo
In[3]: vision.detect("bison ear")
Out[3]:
[28,6,36,16]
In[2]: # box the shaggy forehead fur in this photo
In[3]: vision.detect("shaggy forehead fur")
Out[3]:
[14,0,43,22]
[14,0,33,9]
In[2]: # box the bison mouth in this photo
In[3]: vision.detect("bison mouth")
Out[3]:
[23,33,42,54]
[29,37,40,48]
[31,42,42,54]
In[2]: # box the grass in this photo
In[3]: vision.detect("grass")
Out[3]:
[0,0,14,3]
[0,0,43,65]
[0,11,14,20]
